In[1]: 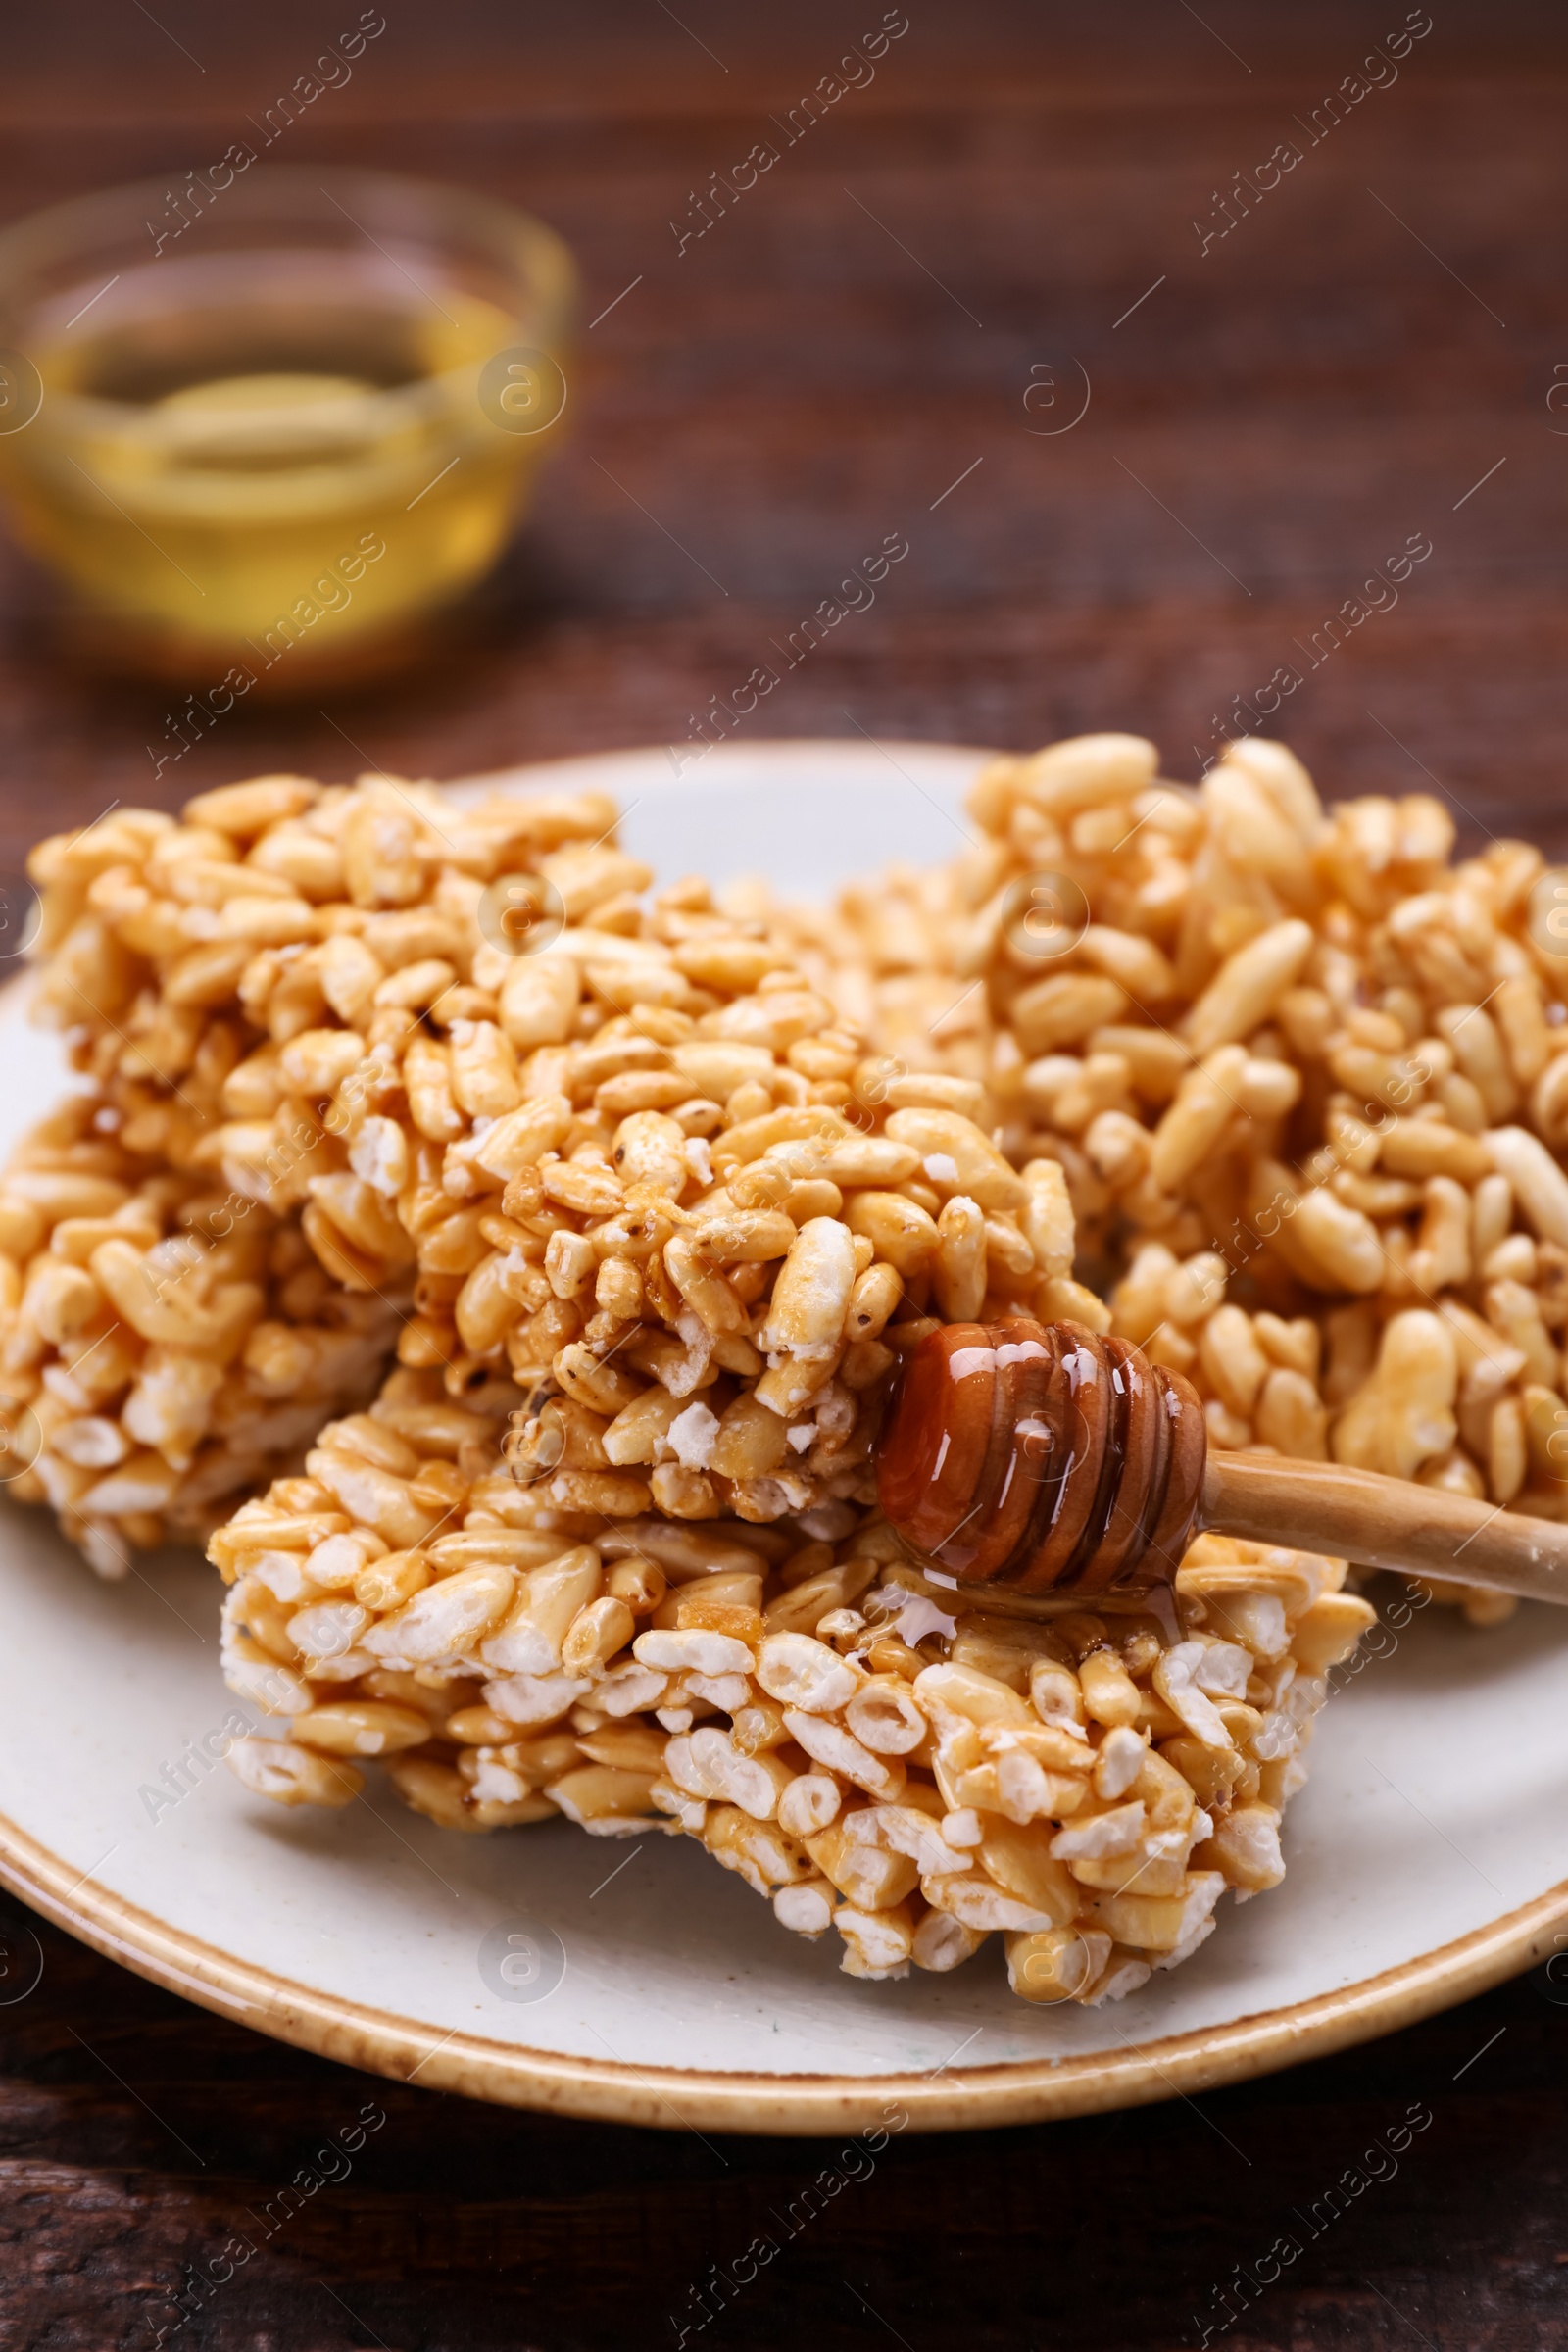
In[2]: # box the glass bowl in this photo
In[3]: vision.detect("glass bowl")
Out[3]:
[0,167,576,685]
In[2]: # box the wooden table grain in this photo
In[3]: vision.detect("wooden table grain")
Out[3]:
[0,3,1565,2343]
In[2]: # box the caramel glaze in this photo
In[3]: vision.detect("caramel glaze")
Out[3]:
[876,1317,1207,1596]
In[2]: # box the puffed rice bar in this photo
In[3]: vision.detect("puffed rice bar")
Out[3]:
[795,731,1568,1624]
[214,1359,1371,2002]
[0,1089,397,1573]
[210,949,1049,1819]
[655,1524,1370,1999]
[199,902,1373,2003]
[11,773,647,1558]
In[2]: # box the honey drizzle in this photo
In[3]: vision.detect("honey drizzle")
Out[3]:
[877,1317,1206,1596]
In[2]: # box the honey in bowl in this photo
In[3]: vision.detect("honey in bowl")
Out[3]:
[0,170,575,683]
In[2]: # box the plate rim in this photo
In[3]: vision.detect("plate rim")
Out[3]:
[1,1802,1562,2134]
[444,734,1000,794]
[1,739,1557,2133]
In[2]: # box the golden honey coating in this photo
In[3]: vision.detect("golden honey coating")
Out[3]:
[875,1317,1207,1597]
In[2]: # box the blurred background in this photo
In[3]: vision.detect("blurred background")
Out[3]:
[0,1,1561,856]
[4,5,1568,2347]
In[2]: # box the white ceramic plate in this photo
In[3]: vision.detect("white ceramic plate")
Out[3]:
[1,740,1564,2136]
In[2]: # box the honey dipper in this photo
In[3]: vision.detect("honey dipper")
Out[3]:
[877,1317,1568,1609]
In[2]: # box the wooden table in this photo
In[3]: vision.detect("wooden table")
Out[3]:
[1,2,1565,2342]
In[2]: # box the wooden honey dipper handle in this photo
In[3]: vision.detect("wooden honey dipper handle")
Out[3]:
[1200,1450,1568,1604]
[877,1316,1568,1606]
